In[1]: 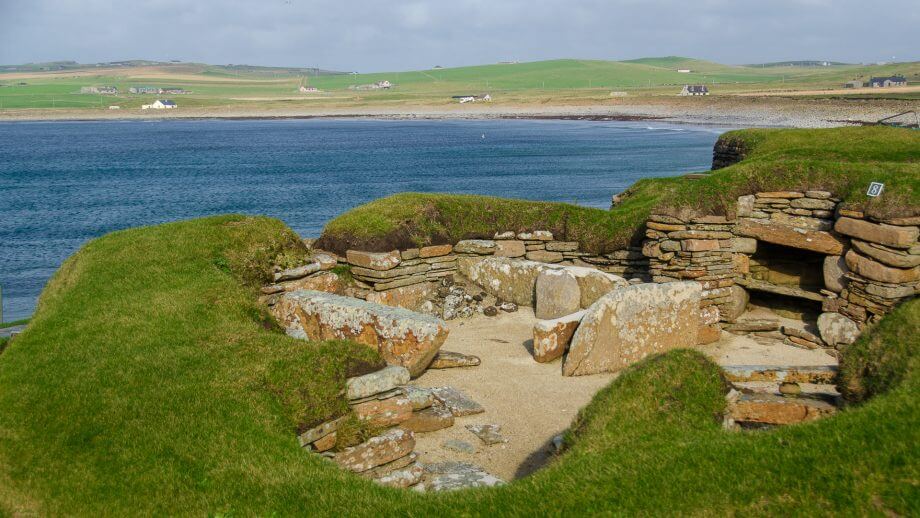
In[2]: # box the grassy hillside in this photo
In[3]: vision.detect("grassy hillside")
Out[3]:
[2,57,918,110]
[318,126,920,253]
[0,209,917,515]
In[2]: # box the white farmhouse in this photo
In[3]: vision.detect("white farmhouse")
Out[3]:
[142,99,177,110]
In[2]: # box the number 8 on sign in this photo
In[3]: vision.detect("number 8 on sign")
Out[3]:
[867,182,884,197]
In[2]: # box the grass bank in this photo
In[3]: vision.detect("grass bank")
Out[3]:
[0,213,917,515]
[318,126,920,254]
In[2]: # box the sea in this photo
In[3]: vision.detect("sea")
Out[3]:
[0,118,726,321]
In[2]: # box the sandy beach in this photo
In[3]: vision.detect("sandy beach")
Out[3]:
[1,96,917,128]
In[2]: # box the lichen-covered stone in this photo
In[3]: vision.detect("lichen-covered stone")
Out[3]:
[563,282,701,376]
[823,255,848,293]
[535,269,581,319]
[430,386,485,416]
[419,462,505,492]
[454,240,496,254]
[817,312,860,346]
[737,219,845,255]
[845,250,919,284]
[402,403,454,433]
[346,250,401,271]
[850,239,920,268]
[346,365,411,400]
[352,395,413,427]
[517,230,553,241]
[335,428,415,473]
[835,217,919,249]
[494,240,526,258]
[273,291,449,377]
[419,244,453,258]
[429,351,481,369]
[365,282,436,312]
[567,267,629,308]
[525,250,564,263]
[459,257,553,306]
[533,310,585,363]
[465,424,507,445]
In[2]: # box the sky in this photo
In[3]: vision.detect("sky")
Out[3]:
[1,0,917,72]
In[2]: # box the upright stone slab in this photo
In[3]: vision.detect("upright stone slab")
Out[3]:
[533,310,585,363]
[272,290,449,377]
[566,267,629,308]
[562,282,701,376]
[535,269,581,319]
[459,257,557,306]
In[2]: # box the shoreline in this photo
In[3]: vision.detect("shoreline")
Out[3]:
[2,97,916,128]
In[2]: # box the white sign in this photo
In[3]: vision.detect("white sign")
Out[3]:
[867,182,884,197]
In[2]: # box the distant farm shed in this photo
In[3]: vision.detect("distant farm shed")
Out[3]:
[844,80,864,88]
[869,76,907,87]
[680,85,709,96]
[80,86,118,95]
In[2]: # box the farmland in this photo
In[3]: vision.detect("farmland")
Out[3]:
[0,57,918,119]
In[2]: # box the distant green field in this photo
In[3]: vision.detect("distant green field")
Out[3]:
[1,57,918,110]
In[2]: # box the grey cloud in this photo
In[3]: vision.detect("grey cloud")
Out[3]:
[0,0,916,70]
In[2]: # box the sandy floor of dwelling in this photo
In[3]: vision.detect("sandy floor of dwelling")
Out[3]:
[412,305,837,482]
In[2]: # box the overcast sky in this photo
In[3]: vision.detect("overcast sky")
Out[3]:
[1,0,917,71]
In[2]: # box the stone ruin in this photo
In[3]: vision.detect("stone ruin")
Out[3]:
[255,187,918,489]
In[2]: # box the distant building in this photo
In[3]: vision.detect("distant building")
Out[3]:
[869,76,907,87]
[108,105,121,110]
[141,99,177,110]
[299,85,319,93]
[375,80,392,89]
[677,69,692,73]
[679,85,709,96]
[452,94,491,103]
[160,87,190,94]
[129,86,159,94]
[349,80,394,91]
[844,80,864,89]
[80,86,118,94]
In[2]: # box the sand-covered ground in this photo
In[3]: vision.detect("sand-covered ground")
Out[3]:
[410,306,836,482]
[1,96,916,128]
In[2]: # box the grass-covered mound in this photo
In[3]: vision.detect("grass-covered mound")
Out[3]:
[1,215,918,515]
[318,126,920,254]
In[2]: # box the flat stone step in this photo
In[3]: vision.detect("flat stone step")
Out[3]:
[722,365,837,384]
[736,277,825,302]
[728,393,837,426]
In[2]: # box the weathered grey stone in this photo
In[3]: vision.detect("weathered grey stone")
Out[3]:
[419,244,453,258]
[770,212,833,231]
[535,269,581,319]
[465,424,507,445]
[823,255,848,293]
[419,462,505,492]
[851,239,920,268]
[517,230,553,241]
[757,191,804,199]
[346,365,411,400]
[790,197,836,210]
[493,231,516,240]
[402,385,435,410]
[297,415,348,447]
[730,237,758,255]
[272,291,449,377]
[737,218,846,255]
[430,386,485,416]
[365,282,436,311]
[533,310,585,363]
[737,195,756,218]
[459,257,553,306]
[729,394,835,425]
[442,439,477,454]
[566,267,629,308]
[805,190,833,199]
[429,351,481,369]
[720,285,749,322]
[817,312,860,346]
[346,250,401,271]
[401,248,420,260]
[335,429,415,473]
[274,262,323,282]
[562,282,701,376]
[374,463,425,488]
[546,241,579,252]
[402,403,455,433]
[352,395,413,427]
[454,240,497,254]
[494,240,526,258]
[835,217,919,249]
[352,263,430,280]
[724,319,780,332]
[845,250,920,284]
[526,250,564,263]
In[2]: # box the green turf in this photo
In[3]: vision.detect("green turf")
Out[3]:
[318,126,920,253]
[0,212,917,514]
[0,319,28,330]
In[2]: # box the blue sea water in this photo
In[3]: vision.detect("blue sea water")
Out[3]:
[0,118,725,321]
